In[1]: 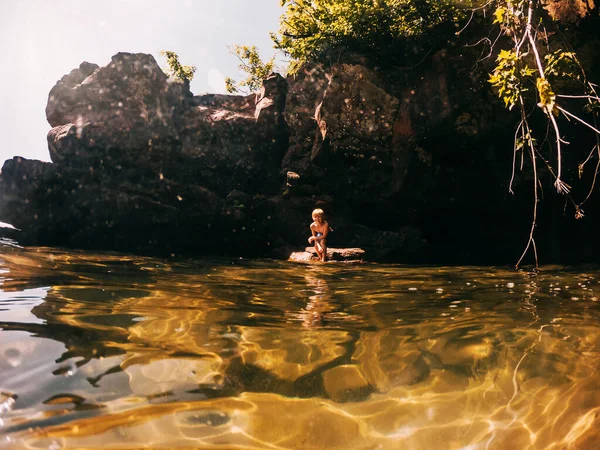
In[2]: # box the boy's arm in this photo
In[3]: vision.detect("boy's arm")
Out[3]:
[308,224,317,242]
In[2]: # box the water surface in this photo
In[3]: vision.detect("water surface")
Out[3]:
[1,242,600,449]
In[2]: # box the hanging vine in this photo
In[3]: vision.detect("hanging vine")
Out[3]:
[486,0,600,267]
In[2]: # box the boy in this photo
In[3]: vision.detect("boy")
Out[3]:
[308,208,329,262]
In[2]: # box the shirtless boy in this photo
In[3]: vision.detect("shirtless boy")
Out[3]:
[308,208,329,262]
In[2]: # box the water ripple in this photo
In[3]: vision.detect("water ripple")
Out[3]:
[1,245,600,448]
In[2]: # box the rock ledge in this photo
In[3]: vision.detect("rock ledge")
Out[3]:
[288,247,366,263]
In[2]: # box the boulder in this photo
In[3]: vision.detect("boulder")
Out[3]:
[277,48,525,264]
[281,62,402,201]
[288,247,366,263]
[282,63,330,174]
[0,53,298,256]
[175,73,288,195]
[46,53,191,165]
[0,157,56,245]
[0,52,449,261]
[279,54,460,211]
[43,51,289,197]
[322,365,372,402]
[0,156,263,256]
[311,64,399,163]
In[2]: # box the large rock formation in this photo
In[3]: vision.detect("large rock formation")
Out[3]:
[46,53,187,163]
[0,53,292,257]
[0,52,426,260]
[2,17,600,264]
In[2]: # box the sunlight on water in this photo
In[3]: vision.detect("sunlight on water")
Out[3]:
[1,245,600,449]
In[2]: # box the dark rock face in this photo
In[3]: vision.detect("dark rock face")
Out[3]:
[279,30,600,264]
[1,53,293,258]
[175,73,288,195]
[2,33,600,264]
[46,54,188,163]
[0,156,267,256]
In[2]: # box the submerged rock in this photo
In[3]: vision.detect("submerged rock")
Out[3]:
[122,356,224,397]
[237,327,350,382]
[322,364,373,402]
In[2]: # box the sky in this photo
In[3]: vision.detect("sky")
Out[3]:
[0,0,284,163]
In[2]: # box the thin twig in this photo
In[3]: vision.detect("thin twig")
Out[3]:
[533,148,577,208]
[516,133,539,269]
[516,96,539,269]
[556,105,600,134]
[579,97,600,206]
[580,146,600,206]
[456,9,476,36]
[476,29,503,63]
[580,144,598,169]
[510,120,524,194]
[556,94,600,100]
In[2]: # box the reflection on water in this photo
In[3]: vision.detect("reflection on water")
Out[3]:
[1,244,600,448]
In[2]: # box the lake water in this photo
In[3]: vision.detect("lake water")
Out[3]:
[1,240,600,449]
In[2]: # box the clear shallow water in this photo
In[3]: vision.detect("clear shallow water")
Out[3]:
[1,243,600,449]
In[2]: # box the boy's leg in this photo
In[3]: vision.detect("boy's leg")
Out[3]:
[321,239,327,261]
[314,243,323,260]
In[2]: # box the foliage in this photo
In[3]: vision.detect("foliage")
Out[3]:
[225,45,276,94]
[159,50,196,83]
[487,0,600,267]
[271,0,482,72]
[544,50,579,80]
[489,49,535,110]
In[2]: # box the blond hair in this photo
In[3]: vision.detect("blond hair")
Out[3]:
[312,208,324,218]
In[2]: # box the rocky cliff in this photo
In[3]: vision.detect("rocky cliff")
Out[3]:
[2,22,600,264]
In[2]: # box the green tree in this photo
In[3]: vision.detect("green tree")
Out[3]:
[225,45,276,94]
[271,0,480,72]
[159,50,196,83]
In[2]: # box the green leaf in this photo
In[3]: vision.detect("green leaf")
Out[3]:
[226,45,277,94]
[493,7,506,24]
[159,50,196,83]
